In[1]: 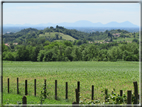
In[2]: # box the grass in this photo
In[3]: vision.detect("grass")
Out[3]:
[3,61,139,104]
[3,93,71,105]
[113,37,134,42]
[39,32,76,41]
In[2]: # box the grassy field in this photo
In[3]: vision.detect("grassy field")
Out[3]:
[113,37,135,42]
[3,61,139,104]
[39,32,76,41]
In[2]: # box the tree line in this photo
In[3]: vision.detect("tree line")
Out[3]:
[3,40,139,62]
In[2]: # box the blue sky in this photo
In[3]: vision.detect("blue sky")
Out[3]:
[3,2,140,26]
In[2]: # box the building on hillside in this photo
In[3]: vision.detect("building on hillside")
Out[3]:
[5,43,10,47]
[13,43,18,45]
[112,33,120,37]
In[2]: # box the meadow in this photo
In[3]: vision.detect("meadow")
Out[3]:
[3,61,139,104]
[39,32,76,41]
[113,37,137,42]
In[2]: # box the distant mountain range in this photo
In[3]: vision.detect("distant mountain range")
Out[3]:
[4,20,139,28]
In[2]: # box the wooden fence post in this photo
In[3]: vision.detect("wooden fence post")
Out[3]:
[7,78,9,93]
[22,95,27,107]
[34,79,36,96]
[77,81,80,102]
[55,80,57,100]
[72,88,79,107]
[119,90,123,107]
[120,90,123,96]
[91,85,94,100]
[25,80,27,95]
[127,90,132,105]
[133,81,139,104]
[44,79,46,99]
[17,78,19,94]
[105,89,108,103]
[65,82,68,100]
[75,88,79,104]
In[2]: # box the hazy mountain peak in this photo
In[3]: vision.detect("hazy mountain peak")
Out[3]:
[4,20,139,28]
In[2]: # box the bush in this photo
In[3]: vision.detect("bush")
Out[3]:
[92,57,97,61]
[132,38,139,43]
[65,57,70,61]
[103,58,108,61]
[117,59,123,61]
[4,52,14,61]
[125,55,133,61]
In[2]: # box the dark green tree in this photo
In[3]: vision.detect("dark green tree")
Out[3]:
[108,32,113,42]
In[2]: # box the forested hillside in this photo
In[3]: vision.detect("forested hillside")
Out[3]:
[3,25,139,43]
[2,26,139,62]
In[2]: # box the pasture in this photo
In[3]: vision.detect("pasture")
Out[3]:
[3,61,139,104]
[39,32,76,41]
[113,37,136,42]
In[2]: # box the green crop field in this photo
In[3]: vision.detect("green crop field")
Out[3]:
[3,61,139,105]
[39,32,76,41]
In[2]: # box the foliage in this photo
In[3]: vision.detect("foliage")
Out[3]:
[3,26,138,44]
[2,26,139,62]
[79,88,138,106]
[2,41,139,62]
[39,82,49,104]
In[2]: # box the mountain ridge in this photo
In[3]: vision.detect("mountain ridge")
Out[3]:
[4,20,139,28]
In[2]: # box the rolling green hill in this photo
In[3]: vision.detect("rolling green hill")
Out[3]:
[39,32,76,41]
[3,26,139,44]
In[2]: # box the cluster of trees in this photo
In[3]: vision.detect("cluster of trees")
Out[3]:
[3,28,39,43]
[3,40,139,62]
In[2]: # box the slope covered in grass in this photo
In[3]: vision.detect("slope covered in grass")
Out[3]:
[39,32,76,41]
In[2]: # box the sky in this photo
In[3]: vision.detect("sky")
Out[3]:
[3,2,140,26]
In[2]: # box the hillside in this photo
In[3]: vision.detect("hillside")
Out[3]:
[39,32,76,41]
[3,25,139,44]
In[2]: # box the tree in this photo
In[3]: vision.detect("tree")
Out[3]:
[82,49,88,61]
[3,52,14,60]
[133,32,135,38]
[86,44,98,61]
[64,41,73,47]
[108,46,122,61]
[57,45,65,61]
[132,39,138,43]
[76,40,82,46]
[37,50,45,61]
[71,46,82,61]
[43,50,54,61]
[60,36,62,40]
[64,46,73,61]
[120,33,125,38]
[17,46,29,61]
[2,44,9,52]
[55,34,59,40]
[43,40,50,46]
[108,32,113,42]
[52,46,59,61]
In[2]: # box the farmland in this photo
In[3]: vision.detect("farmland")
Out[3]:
[3,61,139,104]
